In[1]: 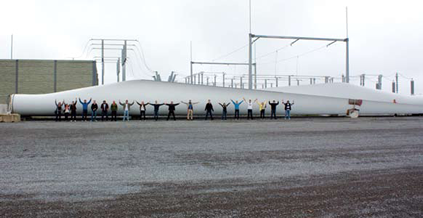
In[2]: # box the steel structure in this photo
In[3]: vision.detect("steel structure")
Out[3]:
[248,34,350,90]
[190,61,257,88]
[90,39,137,84]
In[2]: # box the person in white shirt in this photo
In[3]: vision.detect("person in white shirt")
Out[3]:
[136,101,150,120]
[243,98,258,120]
[119,100,134,121]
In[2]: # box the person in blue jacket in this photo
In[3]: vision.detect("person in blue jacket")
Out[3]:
[79,98,92,121]
[230,99,244,120]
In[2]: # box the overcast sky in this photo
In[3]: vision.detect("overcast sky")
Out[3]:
[1,0,422,94]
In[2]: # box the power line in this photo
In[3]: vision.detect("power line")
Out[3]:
[254,44,290,60]
[212,43,249,61]
[134,41,155,73]
[258,44,328,65]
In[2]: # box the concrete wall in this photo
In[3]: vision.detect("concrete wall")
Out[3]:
[0,60,16,105]
[0,59,97,104]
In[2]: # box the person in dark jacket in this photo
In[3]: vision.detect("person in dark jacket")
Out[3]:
[55,100,65,122]
[165,101,179,121]
[268,100,279,120]
[101,100,109,121]
[136,101,149,120]
[70,99,77,122]
[282,100,294,120]
[218,102,230,120]
[205,99,214,120]
[79,98,92,121]
[110,101,118,121]
[91,100,98,122]
[150,101,164,121]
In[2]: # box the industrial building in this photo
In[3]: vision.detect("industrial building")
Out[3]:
[0,59,98,105]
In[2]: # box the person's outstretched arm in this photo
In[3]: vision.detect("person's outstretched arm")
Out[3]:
[55,100,58,107]
[119,101,124,106]
[129,101,135,106]
[231,99,235,105]
[193,102,199,105]
[219,103,223,107]
[78,98,83,104]
[227,103,231,107]
[136,101,141,106]
[276,101,279,105]
[239,100,244,105]
[181,101,187,105]
[174,103,180,106]
[87,98,92,104]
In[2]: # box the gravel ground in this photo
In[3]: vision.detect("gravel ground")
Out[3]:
[1,117,423,217]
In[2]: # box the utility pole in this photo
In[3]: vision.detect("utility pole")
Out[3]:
[377,74,383,90]
[117,58,120,82]
[395,72,399,93]
[11,35,13,59]
[101,39,105,85]
[248,34,253,90]
[122,40,127,82]
[190,41,193,84]
[346,7,350,83]
[201,72,204,85]
[411,79,415,95]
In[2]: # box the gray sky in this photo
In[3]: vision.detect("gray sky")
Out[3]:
[1,0,422,94]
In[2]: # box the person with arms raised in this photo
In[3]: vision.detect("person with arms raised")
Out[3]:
[268,100,279,120]
[165,101,179,121]
[230,99,244,120]
[136,101,149,120]
[218,102,231,120]
[282,99,295,120]
[243,98,258,120]
[119,100,134,121]
[79,98,92,121]
[54,99,65,122]
[150,101,164,121]
[181,100,199,120]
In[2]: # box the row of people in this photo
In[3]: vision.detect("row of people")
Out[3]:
[54,98,294,122]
